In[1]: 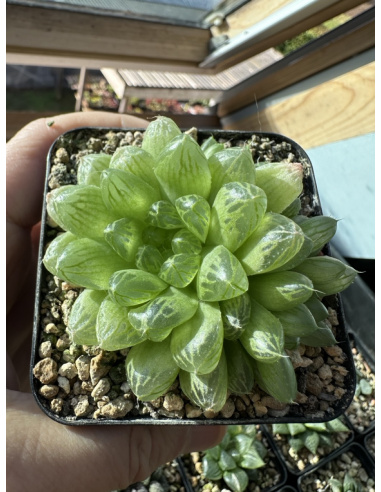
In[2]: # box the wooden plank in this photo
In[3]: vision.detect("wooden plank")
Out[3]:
[218,13,375,117]
[206,0,366,72]
[6,3,211,72]
[221,62,374,149]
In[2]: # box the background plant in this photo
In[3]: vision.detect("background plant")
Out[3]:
[43,116,357,412]
[328,472,363,492]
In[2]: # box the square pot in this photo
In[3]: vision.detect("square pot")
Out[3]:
[30,126,357,425]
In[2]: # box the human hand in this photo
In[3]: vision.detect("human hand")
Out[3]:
[6,112,225,492]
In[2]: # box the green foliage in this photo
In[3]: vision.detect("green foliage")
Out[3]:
[202,425,267,492]
[43,116,356,412]
[328,472,363,492]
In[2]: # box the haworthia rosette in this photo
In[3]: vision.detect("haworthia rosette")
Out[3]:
[171,228,203,255]
[135,245,163,274]
[175,195,210,243]
[146,200,183,229]
[109,145,159,189]
[43,231,77,278]
[68,289,107,345]
[77,154,111,186]
[141,116,182,158]
[104,218,143,262]
[158,253,201,288]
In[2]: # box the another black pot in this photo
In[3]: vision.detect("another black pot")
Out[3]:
[30,127,356,426]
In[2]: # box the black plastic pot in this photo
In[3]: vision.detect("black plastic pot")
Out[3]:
[364,431,375,463]
[30,126,356,426]
[296,442,375,492]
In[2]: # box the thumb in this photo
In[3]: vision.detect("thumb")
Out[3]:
[7,390,225,492]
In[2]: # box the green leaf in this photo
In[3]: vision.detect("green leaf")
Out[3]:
[208,182,267,252]
[318,434,334,448]
[179,351,228,412]
[253,440,267,459]
[43,232,77,278]
[202,456,223,480]
[142,226,170,248]
[270,234,314,272]
[325,418,350,433]
[304,422,328,432]
[255,162,304,213]
[171,228,202,255]
[208,147,256,203]
[288,423,307,436]
[272,423,289,435]
[233,434,254,455]
[146,200,183,229]
[249,271,314,311]
[288,438,305,453]
[240,299,284,363]
[68,290,107,345]
[170,301,223,375]
[109,145,159,189]
[223,468,249,492]
[100,168,160,222]
[297,215,338,256]
[282,198,301,218]
[77,153,111,186]
[284,335,300,350]
[292,256,357,296]
[96,295,146,350]
[329,478,344,492]
[343,473,362,492]
[299,323,337,347]
[273,304,319,337]
[141,116,182,158]
[302,430,320,454]
[304,293,329,322]
[239,447,265,469]
[159,253,200,288]
[135,245,164,274]
[56,238,128,289]
[251,354,297,403]
[175,195,210,242]
[201,136,225,158]
[358,378,373,395]
[125,337,179,401]
[155,134,211,203]
[205,446,221,461]
[235,213,304,275]
[46,185,118,238]
[220,292,251,340]
[219,450,237,471]
[104,218,143,262]
[197,245,248,302]
[128,287,199,342]
[225,340,255,394]
[109,269,168,307]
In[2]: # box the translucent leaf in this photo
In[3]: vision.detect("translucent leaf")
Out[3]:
[154,134,211,203]
[208,182,267,252]
[358,378,373,395]
[234,434,254,455]
[179,351,228,412]
[219,450,237,471]
[288,423,307,436]
[171,228,202,255]
[201,136,225,159]
[282,198,301,218]
[304,293,329,322]
[109,145,159,190]
[141,116,182,158]
[208,148,256,203]
[249,271,314,311]
[223,468,249,492]
[318,433,334,448]
[142,226,170,248]
[325,418,350,433]
[43,232,77,278]
[225,340,255,394]
[96,295,146,350]
[125,337,179,401]
[292,257,357,296]
[100,168,160,222]
[135,245,164,274]
[288,437,305,453]
[302,430,320,454]
[128,287,199,342]
[240,299,284,363]
[220,292,251,340]
[299,322,337,347]
[104,218,143,262]
[251,354,297,403]
[270,234,313,273]
[343,473,362,492]
[197,245,248,302]
[77,153,111,186]
[235,213,304,275]
[159,253,200,288]
[202,456,223,480]
[273,304,319,337]
[220,432,232,449]
[297,215,338,256]
[239,447,265,469]
[253,440,267,459]
[205,446,221,461]
[284,336,300,350]
[109,269,167,307]
[46,185,118,238]
[272,423,289,435]
[68,289,107,345]
[175,195,210,242]
[170,301,223,375]
[255,162,304,213]
[55,238,128,289]
[146,200,183,229]
[304,422,328,432]
[329,478,344,492]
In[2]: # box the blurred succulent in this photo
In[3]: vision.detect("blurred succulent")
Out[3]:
[354,369,374,398]
[271,418,350,455]
[43,116,357,412]
[328,472,363,492]
[202,425,267,492]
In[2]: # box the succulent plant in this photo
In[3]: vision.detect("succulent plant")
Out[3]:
[202,425,267,492]
[328,472,363,492]
[271,418,350,455]
[43,116,357,413]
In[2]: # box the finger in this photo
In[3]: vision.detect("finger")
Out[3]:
[7,391,226,492]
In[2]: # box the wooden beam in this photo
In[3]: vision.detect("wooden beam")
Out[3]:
[204,0,367,72]
[6,3,212,73]
[221,62,375,149]
[218,11,374,117]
